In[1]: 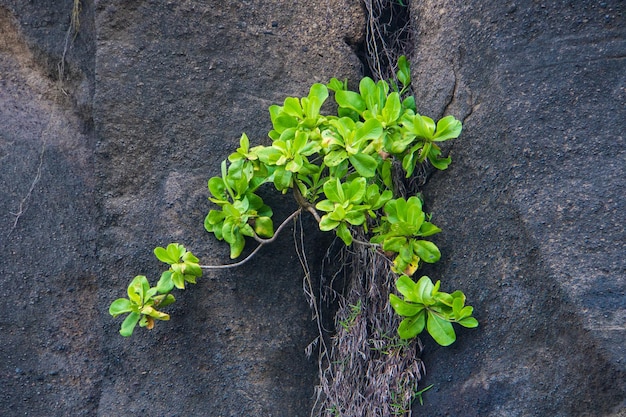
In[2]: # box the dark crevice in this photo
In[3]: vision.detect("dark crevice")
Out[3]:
[363,0,414,81]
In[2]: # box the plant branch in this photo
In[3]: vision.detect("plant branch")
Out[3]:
[200,208,302,270]
[293,184,322,223]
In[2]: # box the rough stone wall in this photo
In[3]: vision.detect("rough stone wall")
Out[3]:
[1,0,363,415]
[409,1,625,416]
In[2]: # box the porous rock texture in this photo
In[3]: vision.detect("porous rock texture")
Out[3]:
[0,0,362,415]
[409,1,625,416]
[1,0,625,416]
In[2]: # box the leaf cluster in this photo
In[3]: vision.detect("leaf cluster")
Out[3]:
[390,275,478,346]
[108,243,201,336]
[204,57,461,271]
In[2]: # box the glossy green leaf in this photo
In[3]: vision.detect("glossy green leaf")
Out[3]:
[127,275,149,305]
[302,83,329,119]
[229,233,246,259]
[390,294,423,317]
[336,222,353,246]
[426,310,456,346]
[433,116,462,142]
[382,92,402,124]
[414,276,435,305]
[335,90,366,114]
[109,298,133,317]
[156,271,174,293]
[349,153,378,178]
[154,247,177,265]
[397,55,411,88]
[355,118,383,144]
[395,274,417,301]
[459,317,479,328]
[418,222,441,237]
[343,210,366,226]
[171,271,185,289]
[413,240,441,263]
[398,310,426,339]
[319,215,340,231]
[120,312,141,337]
[323,177,344,203]
[254,216,274,238]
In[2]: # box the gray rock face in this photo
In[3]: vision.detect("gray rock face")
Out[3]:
[1,0,362,415]
[1,0,624,416]
[410,1,625,416]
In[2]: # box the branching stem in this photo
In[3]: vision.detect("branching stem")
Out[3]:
[200,208,302,270]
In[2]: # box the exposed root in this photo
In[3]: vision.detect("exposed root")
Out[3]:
[314,241,425,416]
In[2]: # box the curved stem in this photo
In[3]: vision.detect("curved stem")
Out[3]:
[293,183,322,223]
[200,208,302,270]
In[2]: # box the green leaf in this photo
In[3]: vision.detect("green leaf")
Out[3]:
[413,240,441,263]
[408,114,435,139]
[349,153,378,178]
[418,222,441,237]
[398,310,426,339]
[166,243,184,264]
[343,210,366,226]
[395,274,417,301]
[208,177,228,202]
[335,90,366,114]
[414,276,435,305]
[327,77,346,92]
[382,92,402,124]
[154,294,176,308]
[254,216,274,238]
[229,233,246,259]
[127,275,150,305]
[459,317,479,328]
[336,222,353,246]
[390,294,424,317]
[397,55,411,88]
[323,177,345,203]
[315,199,336,212]
[154,247,177,265]
[433,116,462,142]
[156,271,174,293]
[383,236,407,253]
[171,271,185,289]
[303,83,329,119]
[109,298,133,317]
[120,312,141,337]
[426,310,456,346]
[283,97,303,118]
[324,149,349,167]
[319,215,340,231]
[355,118,384,144]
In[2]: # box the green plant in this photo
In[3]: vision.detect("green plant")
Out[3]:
[109,56,476,349]
[390,275,478,346]
[338,300,362,331]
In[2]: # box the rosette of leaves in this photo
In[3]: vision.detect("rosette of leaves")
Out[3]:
[154,243,203,291]
[108,244,202,336]
[205,149,274,258]
[315,177,370,246]
[371,196,442,275]
[390,275,478,346]
[398,113,462,175]
[109,275,175,337]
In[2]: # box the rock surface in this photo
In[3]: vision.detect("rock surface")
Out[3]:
[1,0,362,415]
[1,0,624,416]
[410,1,625,416]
